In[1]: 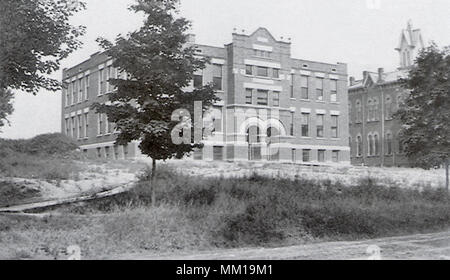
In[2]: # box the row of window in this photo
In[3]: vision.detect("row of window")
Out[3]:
[64,113,114,140]
[298,113,339,139]
[290,75,338,102]
[196,147,341,163]
[350,94,402,123]
[245,65,280,79]
[90,145,129,160]
[353,132,404,157]
[245,88,279,106]
[65,65,126,107]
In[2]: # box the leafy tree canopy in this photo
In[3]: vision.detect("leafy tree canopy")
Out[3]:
[94,0,219,165]
[397,43,450,169]
[0,0,86,93]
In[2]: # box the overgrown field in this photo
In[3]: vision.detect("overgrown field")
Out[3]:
[0,133,81,180]
[1,166,449,259]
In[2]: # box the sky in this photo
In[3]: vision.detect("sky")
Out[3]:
[1,0,450,139]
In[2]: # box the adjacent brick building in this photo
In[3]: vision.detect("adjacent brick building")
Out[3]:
[348,21,424,167]
[62,27,350,164]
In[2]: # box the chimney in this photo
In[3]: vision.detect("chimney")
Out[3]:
[377,68,384,83]
[186,34,196,44]
[363,71,369,81]
[349,77,355,86]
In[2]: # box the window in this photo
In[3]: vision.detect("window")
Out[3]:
[272,91,280,107]
[78,115,83,139]
[213,146,224,161]
[72,81,78,103]
[212,64,222,91]
[301,113,310,137]
[385,96,393,120]
[245,65,253,75]
[273,68,279,79]
[97,147,102,158]
[257,90,268,105]
[356,100,362,123]
[78,78,83,102]
[332,151,339,162]
[84,113,89,139]
[367,99,373,121]
[318,150,325,162]
[302,149,310,162]
[290,112,294,136]
[292,149,296,162]
[356,135,362,157]
[330,80,337,102]
[257,66,268,77]
[254,49,271,58]
[105,146,111,159]
[374,133,380,155]
[290,74,295,98]
[368,134,374,156]
[65,118,70,136]
[107,66,116,92]
[316,114,324,138]
[386,132,393,155]
[97,114,103,136]
[300,76,308,99]
[98,69,105,95]
[372,97,379,121]
[64,88,69,107]
[245,88,253,104]
[106,115,112,135]
[331,115,338,138]
[84,75,89,100]
[114,145,119,160]
[213,108,222,133]
[68,83,73,105]
[316,78,323,101]
[193,74,203,88]
[71,117,76,139]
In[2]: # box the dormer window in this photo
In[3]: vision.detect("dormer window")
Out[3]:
[302,64,309,68]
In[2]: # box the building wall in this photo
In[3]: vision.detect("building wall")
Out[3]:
[349,81,410,167]
[61,28,350,165]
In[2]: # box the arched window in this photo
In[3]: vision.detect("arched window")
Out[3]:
[356,135,362,157]
[373,133,380,155]
[367,99,373,121]
[372,97,379,121]
[368,133,374,156]
[356,100,362,123]
[385,132,393,155]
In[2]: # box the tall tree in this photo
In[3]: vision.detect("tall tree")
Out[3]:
[94,0,218,194]
[0,0,86,93]
[397,43,450,189]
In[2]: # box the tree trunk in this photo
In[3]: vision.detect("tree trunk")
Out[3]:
[151,158,156,206]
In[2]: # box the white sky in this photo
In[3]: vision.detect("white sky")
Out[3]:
[2,0,450,139]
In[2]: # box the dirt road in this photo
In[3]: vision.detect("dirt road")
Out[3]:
[111,230,450,260]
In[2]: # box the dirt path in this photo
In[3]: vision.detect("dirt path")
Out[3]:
[110,230,450,260]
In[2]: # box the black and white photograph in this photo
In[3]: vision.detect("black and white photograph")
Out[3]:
[0,0,449,264]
